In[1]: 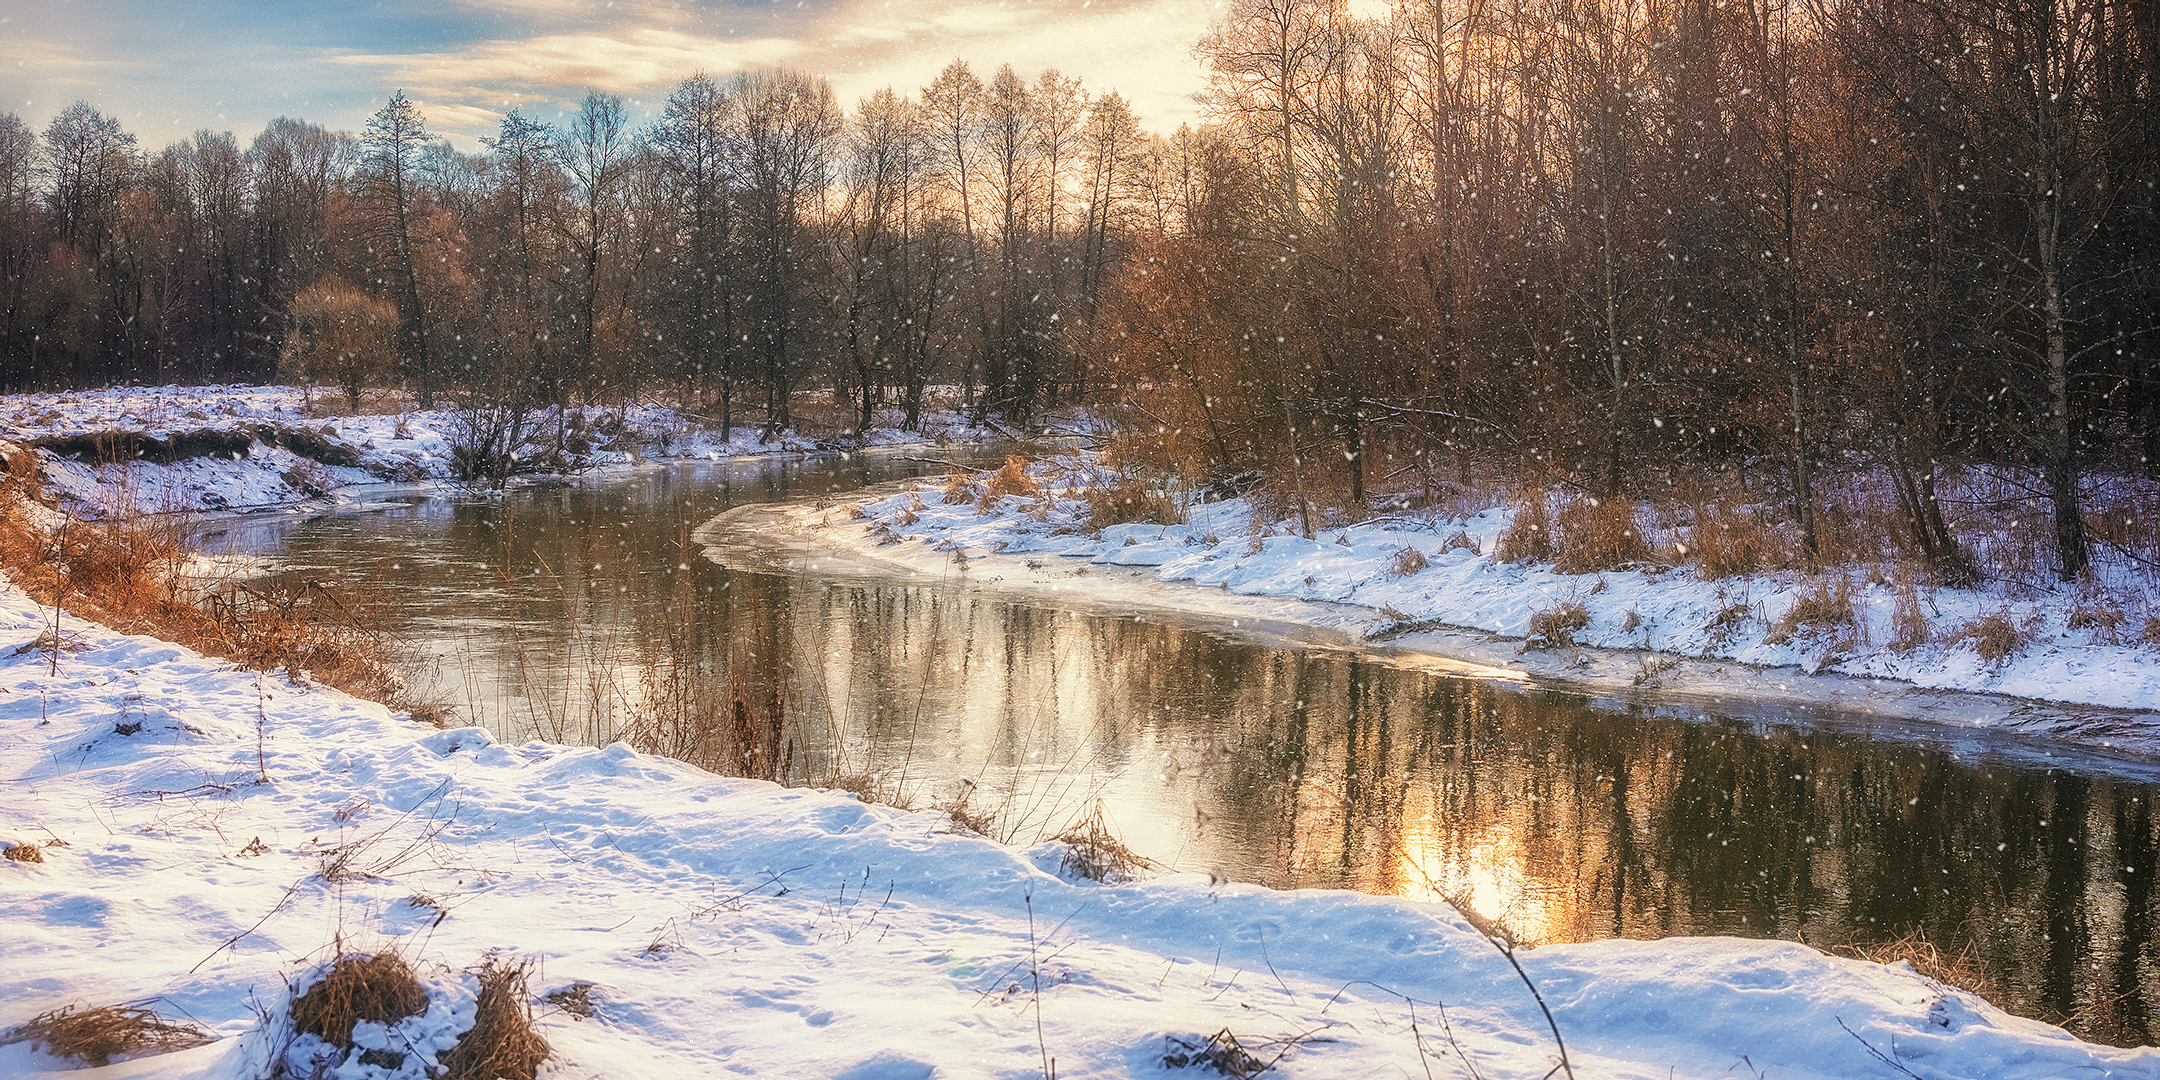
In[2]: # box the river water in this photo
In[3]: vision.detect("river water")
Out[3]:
[201,452,2160,1044]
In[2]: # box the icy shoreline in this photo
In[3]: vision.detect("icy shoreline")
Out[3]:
[718,461,2160,760]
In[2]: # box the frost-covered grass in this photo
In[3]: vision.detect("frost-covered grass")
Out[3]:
[827,453,2160,718]
[1,573,2149,1078]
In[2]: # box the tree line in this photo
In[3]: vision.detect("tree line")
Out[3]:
[0,62,1167,438]
[0,0,2155,580]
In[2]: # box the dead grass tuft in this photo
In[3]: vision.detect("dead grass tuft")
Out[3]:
[1838,929,1999,1004]
[289,952,429,1049]
[1891,574,1932,651]
[1389,545,1429,578]
[1689,504,1789,579]
[4,842,44,863]
[940,470,983,505]
[544,983,596,1019]
[976,456,1041,510]
[1441,529,1480,556]
[1083,479,1180,532]
[1162,1029,1269,1077]
[1772,579,1855,642]
[0,1002,214,1067]
[2145,615,2160,647]
[1551,496,1652,574]
[1524,601,1590,651]
[439,957,548,1080]
[1052,802,1153,883]
[2068,599,2126,645]
[1956,611,2027,664]
[1494,490,1553,564]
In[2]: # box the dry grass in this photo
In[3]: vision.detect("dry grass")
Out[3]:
[1689,503,1789,579]
[0,488,425,711]
[2146,615,2160,646]
[1838,929,2000,1005]
[1891,574,1933,651]
[1161,1029,1270,1077]
[439,957,548,1080]
[976,455,1041,510]
[1389,545,1429,578]
[1052,802,1153,883]
[1441,529,1480,556]
[2068,598,2126,645]
[1524,601,1590,650]
[1956,611,2028,663]
[1551,497,1652,574]
[1771,578,1855,642]
[0,1002,214,1067]
[4,842,43,863]
[1495,490,1553,564]
[1083,478,1180,531]
[289,952,429,1049]
[940,470,983,506]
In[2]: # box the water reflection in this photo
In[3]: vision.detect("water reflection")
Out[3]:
[209,457,2160,1044]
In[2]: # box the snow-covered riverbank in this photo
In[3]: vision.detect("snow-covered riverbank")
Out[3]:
[4,575,2152,1078]
[733,454,2160,749]
[0,384,985,519]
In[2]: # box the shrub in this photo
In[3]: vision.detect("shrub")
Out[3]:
[0,1003,213,1067]
[1551,496,1651,574]
[1957,612,2026,663]
[1524,601,1590,650]
[289,952,429,1049]
[440,958,548,1080]
[940,470,982,505]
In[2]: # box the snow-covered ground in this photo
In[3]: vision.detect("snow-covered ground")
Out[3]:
[760,454,2160,732]
[0,384,993,519]
[3,577,2152,1078]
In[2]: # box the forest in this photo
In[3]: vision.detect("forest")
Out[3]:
[0,0,2154,583]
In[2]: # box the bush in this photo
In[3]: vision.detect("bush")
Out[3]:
[1772,579,1855,640]
[1551,497,1651,574]
[976,455,1041,510]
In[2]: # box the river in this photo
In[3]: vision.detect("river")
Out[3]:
[200,451,2160,1045]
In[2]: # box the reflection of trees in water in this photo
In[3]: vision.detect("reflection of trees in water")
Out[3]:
[769,583,2160,1041]
[242,463,2160,1045]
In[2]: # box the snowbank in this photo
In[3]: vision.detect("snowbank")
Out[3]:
[726,455,2160,740]
[1,577,2149,1078]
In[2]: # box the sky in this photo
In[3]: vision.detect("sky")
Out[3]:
[1,0,1225,152]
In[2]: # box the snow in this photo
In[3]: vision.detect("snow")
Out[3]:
[0,385,998,520]
[3,578,2152,1078]
[735,455,2160,751]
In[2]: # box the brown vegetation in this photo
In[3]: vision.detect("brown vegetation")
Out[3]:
[1524,601,1590,650]
[0,1003,214,1067]
[1051,802,1153,884]
[1837,930,2000,1006]
[289,952,429,1049]
[1495,491,1553,565]
[1551,497,1652,575]
[1957,612,2028,664]
[1689,504,1788,580]
[1083,478,1180,532]
[439,958,548,1080]
[1772,579,1855,641]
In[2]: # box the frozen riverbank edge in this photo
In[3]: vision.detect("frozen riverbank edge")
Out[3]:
[4,522,2157,1079]
[704,475,2160,769]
